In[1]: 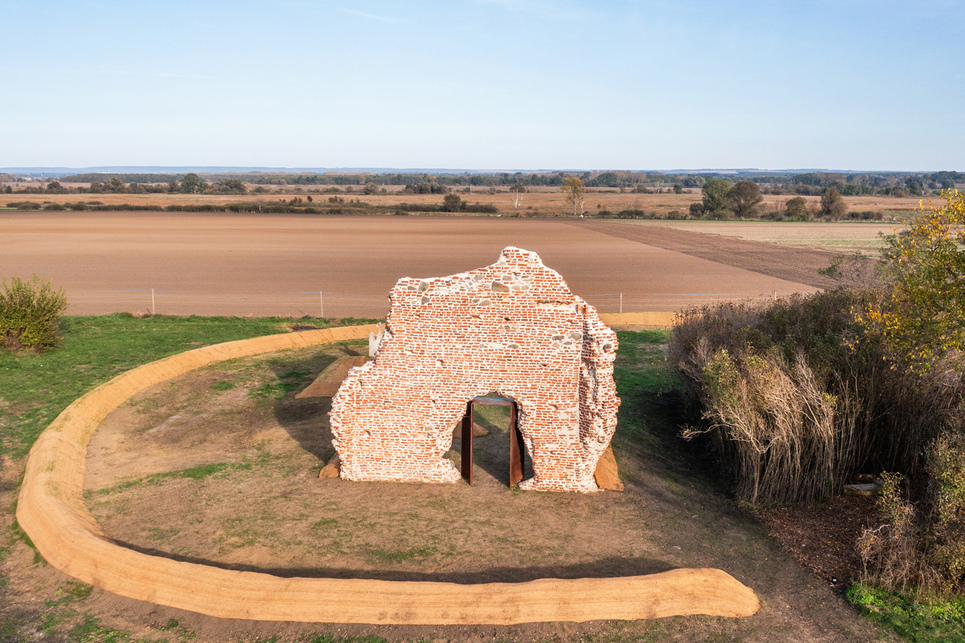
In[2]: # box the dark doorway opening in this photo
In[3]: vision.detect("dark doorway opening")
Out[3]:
[457,395,527,487]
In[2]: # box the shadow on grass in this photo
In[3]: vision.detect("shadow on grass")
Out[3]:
[105,538,674,583]
[265,343,368,463]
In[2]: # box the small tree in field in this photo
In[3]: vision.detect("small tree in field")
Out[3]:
[442,193,463,212]
[783,196,812,220]
[726,180,763,218]
[561,177,585,216]
[698,178,733,219]
[511,182,524,210]
[179,173,206,194]
[820,187,848,219]
[0,275,68,351]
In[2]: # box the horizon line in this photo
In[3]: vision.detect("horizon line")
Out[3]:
[2,166,959,176]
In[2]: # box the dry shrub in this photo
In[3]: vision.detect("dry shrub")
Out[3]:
[928,432,965,583]
[859,433,965,597]
[690,346,842,504]
[670,290,965,505]
[857,472,939,593]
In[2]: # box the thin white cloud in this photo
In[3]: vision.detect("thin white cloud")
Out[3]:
[470,0,585,20]
[153,72,211,80]
[0,66,211,80]
[340,8,404,23]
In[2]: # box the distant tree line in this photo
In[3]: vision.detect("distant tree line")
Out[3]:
[12,174,247,196]
[688,179,857,221]
[754,171,963,197]
[40,169,960,196]
[2,198,498,216]
[9,170,961,207]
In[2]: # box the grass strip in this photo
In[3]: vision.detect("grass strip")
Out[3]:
[848,582,965,641]
[87,462,255,497]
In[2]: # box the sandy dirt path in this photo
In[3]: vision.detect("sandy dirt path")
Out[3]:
[0,212,817,316]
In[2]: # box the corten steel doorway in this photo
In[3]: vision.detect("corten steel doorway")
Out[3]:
[460,396,524,486]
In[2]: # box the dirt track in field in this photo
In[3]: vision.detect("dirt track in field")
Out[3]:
[566,219,842,289]
[0,212,820,316]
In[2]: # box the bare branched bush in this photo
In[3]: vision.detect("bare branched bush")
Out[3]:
[686,347,843,504]
[670,291,965,505]
[857,472,942,593]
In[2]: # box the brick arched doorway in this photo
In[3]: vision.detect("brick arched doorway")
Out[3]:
[459,396,525,486]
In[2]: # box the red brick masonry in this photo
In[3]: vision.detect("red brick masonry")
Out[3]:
[330,247,620,492]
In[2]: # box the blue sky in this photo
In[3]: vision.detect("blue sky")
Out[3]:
[2,0,962,170]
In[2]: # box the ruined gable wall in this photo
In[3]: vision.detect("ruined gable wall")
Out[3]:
[329,247,619,492]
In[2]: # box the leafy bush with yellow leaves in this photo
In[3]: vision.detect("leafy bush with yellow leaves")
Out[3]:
[856,189,965,373]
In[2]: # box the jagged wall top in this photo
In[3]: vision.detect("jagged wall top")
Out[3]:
[330,246,620,492]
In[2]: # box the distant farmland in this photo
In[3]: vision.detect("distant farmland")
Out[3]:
[0,212,843,317]
[0,182,927,219]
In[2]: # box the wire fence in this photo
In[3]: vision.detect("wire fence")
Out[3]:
[65,290,390,318]
[64,289,811,318]
[581,291,805,313]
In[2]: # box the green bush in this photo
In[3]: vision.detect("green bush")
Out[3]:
[0,275,68,351]
[462,203,498,214]
[6,201,41,210]
[848,209,884,221]
[441,193,462,212]
[615,208,648,218]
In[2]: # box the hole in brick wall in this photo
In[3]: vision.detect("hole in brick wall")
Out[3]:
[451,392,532,488]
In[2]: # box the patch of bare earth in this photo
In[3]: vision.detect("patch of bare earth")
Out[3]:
[0,342,894,642]
[753,495,882,593]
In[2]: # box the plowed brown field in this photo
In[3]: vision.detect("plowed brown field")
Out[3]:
[0,212,826,317]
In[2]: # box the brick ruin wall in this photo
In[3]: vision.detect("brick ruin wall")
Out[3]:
[329,247,620,492]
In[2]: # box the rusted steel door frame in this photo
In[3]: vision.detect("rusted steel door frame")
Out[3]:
[508,401,523,486]
[460,400,474,484]
[460,396,522,486]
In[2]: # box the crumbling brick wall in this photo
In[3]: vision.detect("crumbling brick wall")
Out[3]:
[330,247,620,492]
